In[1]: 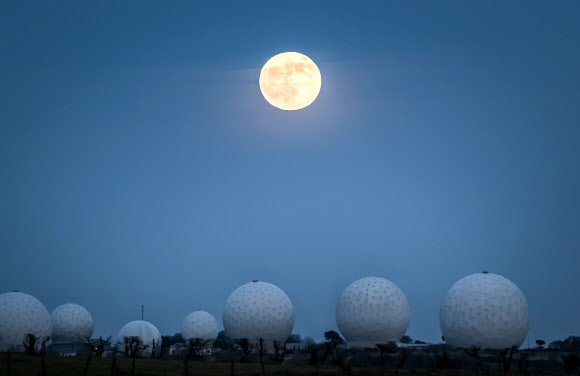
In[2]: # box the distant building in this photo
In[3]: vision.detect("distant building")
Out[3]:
[51,342,81,357]
[285,342,307,352]
[169,343,187,357]
[51,338,112,357]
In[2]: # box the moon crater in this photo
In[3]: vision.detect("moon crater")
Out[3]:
[259,52,322,111]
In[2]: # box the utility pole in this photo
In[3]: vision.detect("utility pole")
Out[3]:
[141,305,144,321]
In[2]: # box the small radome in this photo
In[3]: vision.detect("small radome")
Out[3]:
[336,277,411,348]
[51,303,94,343]
[181,310,219,343]
[116,320,162,355]
[223,280,295,348]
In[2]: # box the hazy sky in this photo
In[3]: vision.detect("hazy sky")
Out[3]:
[1,2,579,345]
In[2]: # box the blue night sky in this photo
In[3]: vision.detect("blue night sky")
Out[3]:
[1,2,579,345]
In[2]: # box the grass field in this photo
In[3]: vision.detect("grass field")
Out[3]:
[0,354,477,376]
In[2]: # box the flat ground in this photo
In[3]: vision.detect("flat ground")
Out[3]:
[0,355,477,376]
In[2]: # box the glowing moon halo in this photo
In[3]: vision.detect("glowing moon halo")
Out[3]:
[259,52,322,111]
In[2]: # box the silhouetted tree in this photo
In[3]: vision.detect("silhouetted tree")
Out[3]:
[322,330,345,366]
[398,347,408,369]
[22,334,38,355]
[257,337,265,374]
[497,347,517,376]
[159,339,171,359]
[535,339,546,349]
[376,342,398,375]
[39,337,49,356]
[463,346,484,371]
[307,343,320,366]
[214,330,233,350]
[81,336,112,357]
[186,338,211,360]
[183,337,211,376]
[234,338,252,363]
[518,352,533,374]
[322,339,343,366]
[151,338,160,359]
[120,336,148,358]
[130,356,136,376]
[39,337,49,376]
[551,336,580,352]
[400,335,412,344]
[324,330,344,345]
[272,340,285,363]
[377,342,398,368]
[82,353,92,376]
[435,349,451,370]
[160,333,182,358]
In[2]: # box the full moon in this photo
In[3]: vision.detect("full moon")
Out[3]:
[259,52,322,111]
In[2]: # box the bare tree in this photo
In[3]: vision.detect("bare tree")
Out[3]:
[307,343,320,367]
[435,349,451,371]
[186,338,211,360]
[272,340,285,363]
[151,338,159,359]
[397,347,408,369]
[518,352,533,374]
[376,342,398,369]
[81,336,112,358]
[234,338,252,363]
[183,337,211,376]
[462,346,484,372]
[497,346,517,375]
[82,353,92,376]
[257,337,265,374]
[22,334,38,355]
[39,337,49,376]
[158,339,171,359]
[120,336,148,359]
[39,337,50,356]
[323,341,341,365]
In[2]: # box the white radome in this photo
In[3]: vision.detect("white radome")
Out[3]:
[181,310,219,343]
[223,281,294,346]
[439,272,530,349]
[51,303,94,343]
[0,292,52,352]
[116,320,162,355]
[336,277,411,348]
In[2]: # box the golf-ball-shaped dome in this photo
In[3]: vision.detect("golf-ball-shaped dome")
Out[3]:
[439,272,530,349]
[0,292,52,352]
[116,320,162,355]
[223,281,294,346]
[51,303,94,343]
[336,277,410,348]
[181,310,219,343]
